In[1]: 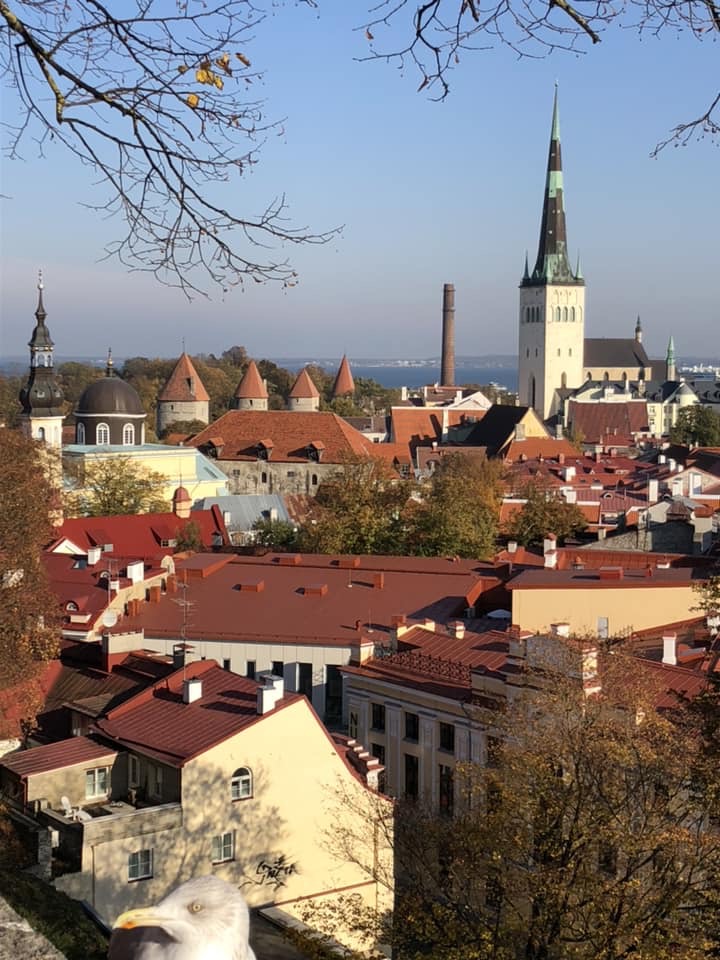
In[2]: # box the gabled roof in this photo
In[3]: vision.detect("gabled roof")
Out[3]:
[1,735,116,778]
[289,367,320,399]
[189,411,373,463]
[47,508,229,559]
[448,405,547,457]
[332,356,355,398]
[568,400,649,445]
[95,660,301,766]
[234,360,268,400]
[389,407,467,450]
[158,353,210,403]
[583,339,650,369]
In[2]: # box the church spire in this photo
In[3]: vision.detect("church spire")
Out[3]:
[523,87,581,287]
[666,335,676,381]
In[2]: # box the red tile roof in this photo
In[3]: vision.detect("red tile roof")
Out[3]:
[568,400,649,445]
[189,411,373,463]
[115,553,501,648]
[158,353,210,403]
[507,566,699,590]
[95,661,300,766]
[1,735,117,778]
[504,438,579,462]
[332,356,355,398]
[289,367,320,399]
[234,360,268,400]
[48,508,229,559]
[390,408,467,449]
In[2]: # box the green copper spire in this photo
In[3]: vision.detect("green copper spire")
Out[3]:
[522,87,583,288]
[666,335,677,381]
[666,335,675,362]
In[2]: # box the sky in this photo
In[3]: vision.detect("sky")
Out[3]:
[1,2,718,362]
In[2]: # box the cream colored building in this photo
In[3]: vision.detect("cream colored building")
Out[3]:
[63,444,228,509]
[1,662,391,953]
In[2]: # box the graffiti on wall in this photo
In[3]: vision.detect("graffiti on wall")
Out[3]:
[242,853,298,892]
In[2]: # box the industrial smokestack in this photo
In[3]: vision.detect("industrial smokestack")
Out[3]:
[441,283,455,387]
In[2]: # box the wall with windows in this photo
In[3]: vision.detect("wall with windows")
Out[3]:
[8,751,121,810]
[216,457,339,497]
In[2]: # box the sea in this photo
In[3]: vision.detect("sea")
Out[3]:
[276,360,519,393]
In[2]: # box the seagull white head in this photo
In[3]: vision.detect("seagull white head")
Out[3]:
[110,875,256,960]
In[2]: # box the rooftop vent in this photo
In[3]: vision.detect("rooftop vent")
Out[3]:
[237,580,265,593]
[304,583,328,597]
[598,566,624,580]
[257,672,284,715]
[182,677,203,704]
[278,554,302,566]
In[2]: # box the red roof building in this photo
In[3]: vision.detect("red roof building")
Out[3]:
[288,367,321,412]
[233,360,269,411]
[332,355,355,398]
[157,353,210,435]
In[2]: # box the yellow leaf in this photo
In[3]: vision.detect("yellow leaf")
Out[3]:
[186,93,199,109]
[236,52,251,67]
[213,75,224,90]
[177,64,189,74]
[196,68,211,84]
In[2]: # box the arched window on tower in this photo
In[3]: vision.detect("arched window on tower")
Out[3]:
[578,307,583,323]
[563,307,568,322]
[76,422,85,444]
[122,423,135,446]
[604,372,610,382]
[561,372,567,388]
[570,307,575,322]
[622,372,628,384]
[530,376,536,409]
[556,307,561,323]
[37,426,45,441]
[96,423,110,445]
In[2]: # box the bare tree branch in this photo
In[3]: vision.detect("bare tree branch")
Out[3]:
[1,0,337,295]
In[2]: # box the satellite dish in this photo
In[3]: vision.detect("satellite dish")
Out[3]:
[102,609,118,628]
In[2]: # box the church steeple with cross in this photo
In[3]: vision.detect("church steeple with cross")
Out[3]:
[19,272,65,448]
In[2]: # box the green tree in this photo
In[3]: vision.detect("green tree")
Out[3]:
[0,430,61,737]
[299,455,411,555]
[0,373,24,428]
[409,453,504,559]
[70,458,168,516]
[669,406,720,447]
[175,520,203,553]
[507,480,588,546]
[252,517,299,550]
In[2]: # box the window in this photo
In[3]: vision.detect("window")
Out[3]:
[311,474,318,486]
[325,665,343,721]
[76,422,85,444]
[37,426,46,441]
[223,658,231,671]
[439,722,455,753]
[128,756,139,787]
[128,848,153,881]
[371,703,386,732]
[212,831,234,863]
[96,422,110,445]
[298,662,313,699]
[151,764,163,798]
[404,753,419,800]
[486,736,501,768]
[349,710,358,740]
[246,660,256,680]
[439,764,454,814]
[404,712,419,741]
[261,472,268,484]
[272,660,284,679]
[597,617,609,640]
[122,423,135,445]
[231,767,252,801]
[85,766,109,798]
[287,470,296,478]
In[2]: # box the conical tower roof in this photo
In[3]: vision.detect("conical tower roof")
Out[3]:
[234,360,268,400]
[331,355,355,398]
[28,271,54,354]
[289,367,320,399]
[159,352,210,402]
[522,87,582,287]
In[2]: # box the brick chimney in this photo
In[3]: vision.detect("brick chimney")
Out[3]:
[440,283,455,387]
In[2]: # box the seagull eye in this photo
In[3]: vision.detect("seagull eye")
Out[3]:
[188,901,203,914]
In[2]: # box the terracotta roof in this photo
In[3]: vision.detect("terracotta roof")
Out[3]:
[504,438,578,462]
[115,553,502,648]
[332,355,355,398]
[568,401,649,445]
[158,353,210,403]
[289,367,320,399]
[1,735,116,778]
[189,411,373,463]
[234,360,268,400]
[95,661,301,766]
[507,566,700,590]
[389,408,467,450]
[447,405,544,457]
[48,508,229,559]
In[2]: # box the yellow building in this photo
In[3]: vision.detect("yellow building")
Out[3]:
[0,661,391,953]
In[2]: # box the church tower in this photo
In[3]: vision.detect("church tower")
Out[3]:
[19,272,65,448]
[518,89,585,421]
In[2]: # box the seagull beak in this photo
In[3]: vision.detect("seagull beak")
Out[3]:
[113,907,176,931]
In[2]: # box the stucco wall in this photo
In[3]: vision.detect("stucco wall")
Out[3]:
[217,458,337,496]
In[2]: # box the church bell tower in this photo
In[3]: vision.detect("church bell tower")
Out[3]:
[19,272,65,448]
[518,88,585,421]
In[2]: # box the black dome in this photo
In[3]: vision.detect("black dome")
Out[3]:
[77,376,145,416]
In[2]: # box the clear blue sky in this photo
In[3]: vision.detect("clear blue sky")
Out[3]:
[1,3,717,361]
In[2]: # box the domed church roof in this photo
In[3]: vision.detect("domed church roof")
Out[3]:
[76,352,145,417]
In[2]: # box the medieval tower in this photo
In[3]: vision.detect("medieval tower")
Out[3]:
[518,89,585,421]
[19,272,65,448]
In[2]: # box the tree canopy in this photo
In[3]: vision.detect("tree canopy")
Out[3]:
[506,479,588,546]
[67,457,168,517]
[670,406,720,448]
[0,430,61,737]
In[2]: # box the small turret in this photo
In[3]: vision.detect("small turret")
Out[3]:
[287,367,320,412]
[233,360,269,411]
[331,355,355,399]
[666,336,676,382]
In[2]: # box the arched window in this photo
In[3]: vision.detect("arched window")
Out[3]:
[570,307,575,322]
[231,767,252,801]
[578,307,583,323]
[603,372,610,382]
[530,376,536,409]
[526,348,530,358]
[37,427,45,441]
[557,348,561,357]
[556,307,561,323]
[569,348,573,357]
[122,423,135,445]
[561,372,567,388]
[535,348,539,357]
[96,423,110,445]
[311,474,318,486]
[622,372,628,384]
[76,422,85,444]
[563,307,568,322]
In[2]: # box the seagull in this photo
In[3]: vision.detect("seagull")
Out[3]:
[109,875,257,960]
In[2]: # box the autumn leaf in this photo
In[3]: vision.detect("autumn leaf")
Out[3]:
[177,64,189,74]
[196,68,211,84]
[186,93,199,109]
[365,28,374,40]
[236,52,251,67]
[213,75,224,90]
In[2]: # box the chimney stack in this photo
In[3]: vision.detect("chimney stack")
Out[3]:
[441,283,455,387]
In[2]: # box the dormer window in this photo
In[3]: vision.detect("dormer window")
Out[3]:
[66,601,79,612]
[307,441,325,463]
[257,439,273,461]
